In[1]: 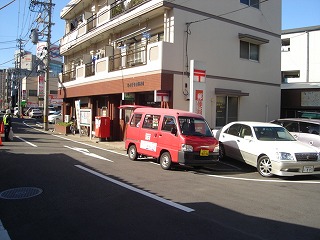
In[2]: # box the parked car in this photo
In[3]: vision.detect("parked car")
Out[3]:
[48,112,62,123]
[124,106,219,170]
[271,118,320,149]
[218,121,320,177]
[29,108,43,118]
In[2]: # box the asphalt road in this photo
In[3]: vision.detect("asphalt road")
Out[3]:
[0,118,320,240]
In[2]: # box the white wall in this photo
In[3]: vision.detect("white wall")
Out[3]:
[282,29,320,83]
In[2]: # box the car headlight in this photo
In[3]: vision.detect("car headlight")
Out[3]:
[276,152,294,161]
[181,144,193,152]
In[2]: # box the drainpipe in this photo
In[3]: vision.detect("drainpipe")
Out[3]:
[306,31,309,82]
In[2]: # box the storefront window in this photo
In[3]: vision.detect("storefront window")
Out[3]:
[216,96,238,127]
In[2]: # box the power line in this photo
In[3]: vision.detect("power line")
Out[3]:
[0,0,16,11]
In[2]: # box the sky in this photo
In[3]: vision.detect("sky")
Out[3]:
[0,0,320,69]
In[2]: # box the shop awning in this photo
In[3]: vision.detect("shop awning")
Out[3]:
[215,88,249,96]
[238,33,269,45]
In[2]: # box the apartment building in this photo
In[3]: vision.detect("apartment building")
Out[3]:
[59,0,281,140]
[281,25,320,117]
[21,75,61,110]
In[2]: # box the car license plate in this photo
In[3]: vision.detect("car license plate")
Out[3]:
[303,166,314,173]
[200,149,209,156]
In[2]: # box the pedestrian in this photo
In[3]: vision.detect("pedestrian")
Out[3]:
[3,109,12,141]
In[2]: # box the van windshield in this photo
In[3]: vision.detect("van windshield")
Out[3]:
[178,117,213,137]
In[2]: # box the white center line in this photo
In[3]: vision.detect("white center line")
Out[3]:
[75,165,195,213]
[14,136,37,147]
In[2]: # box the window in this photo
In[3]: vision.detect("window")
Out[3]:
[240,125,252,138]
[216,96,238,127]
[240,40,259,61]
[226,124,242,137]
[130,113,142,127]
[29,90,37,96]
[161,116,176,132]
[142,114,160,129]
[240,0,260,9]
[282,70,300,83]
[281,38,290,52]
[178,117,213,137]
[300,122,320,135]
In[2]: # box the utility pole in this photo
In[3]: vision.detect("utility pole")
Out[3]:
[30,0,54,131]
[17,39,23,116]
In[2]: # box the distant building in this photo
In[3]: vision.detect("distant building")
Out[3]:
[3,49,63,110]
[59,0,281,140]
[281,25,320,117]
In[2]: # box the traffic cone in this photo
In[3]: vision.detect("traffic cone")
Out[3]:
[0,122,3,134]
[0,135,3,146]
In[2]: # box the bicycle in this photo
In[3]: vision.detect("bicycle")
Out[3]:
[80,125,89,137]
[69,119,78,135]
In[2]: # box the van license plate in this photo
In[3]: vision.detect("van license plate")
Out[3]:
[303,166,314,173]
[200,149,209,156]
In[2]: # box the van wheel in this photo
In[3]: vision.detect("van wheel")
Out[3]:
[257,155,273,177]
[160,152,172,170]
[128,145,138,161]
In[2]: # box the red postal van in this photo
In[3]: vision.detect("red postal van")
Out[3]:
[124,107,219,170]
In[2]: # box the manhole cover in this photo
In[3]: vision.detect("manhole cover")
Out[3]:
[0,187,43,200]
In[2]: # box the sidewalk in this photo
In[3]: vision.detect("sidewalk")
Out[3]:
[51,129,126,151]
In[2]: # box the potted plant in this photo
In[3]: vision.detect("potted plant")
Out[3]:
[54,121,72,135]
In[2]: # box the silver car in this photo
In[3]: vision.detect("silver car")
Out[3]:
[271,118,320,149]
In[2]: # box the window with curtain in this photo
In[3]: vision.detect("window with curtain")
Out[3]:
[240,40,259,61]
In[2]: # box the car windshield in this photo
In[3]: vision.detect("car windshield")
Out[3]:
[178,117,213,137]
[254,126,296,141]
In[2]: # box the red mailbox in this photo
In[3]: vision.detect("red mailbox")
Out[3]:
[95,116,110,140]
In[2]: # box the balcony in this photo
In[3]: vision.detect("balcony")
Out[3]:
[61,41,174,85]
[111,0,147,18]
[60,0,165,55]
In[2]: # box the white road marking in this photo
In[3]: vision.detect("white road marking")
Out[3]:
[75,165,195,213]
[55,135,127,156]
[0,220,11,240]
[206,174,320,184]
[14,136,37,147]
[64,146,113,162]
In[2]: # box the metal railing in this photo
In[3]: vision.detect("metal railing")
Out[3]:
[109,46,147,72]
[111,0,147,18]
[62,69,76,83]
[85,62,95,77]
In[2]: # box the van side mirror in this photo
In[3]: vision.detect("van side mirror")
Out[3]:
[171,127,177,135]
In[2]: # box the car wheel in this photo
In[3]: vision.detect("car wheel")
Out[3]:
[257,155,273,177]
[160,152,172,170]
[219,143,226,160]
[128,145,138,161]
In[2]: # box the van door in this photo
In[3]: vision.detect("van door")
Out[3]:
[138,114,161,158]
[157,115,180,162]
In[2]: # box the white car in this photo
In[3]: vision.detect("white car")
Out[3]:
[29,108,43,118]
[218,121,320,177]
[48,112,62,124]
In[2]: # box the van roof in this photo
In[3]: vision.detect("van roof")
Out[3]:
[133,107,204,118]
